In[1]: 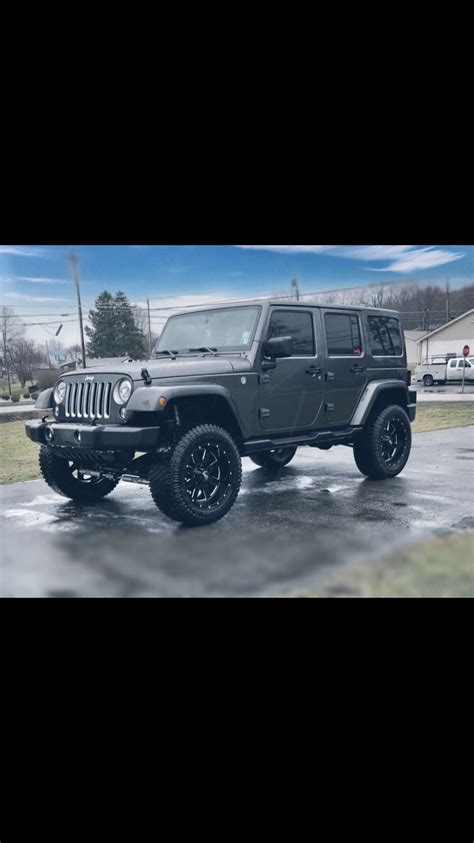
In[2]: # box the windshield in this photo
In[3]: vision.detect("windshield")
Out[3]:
[155,306,261,354]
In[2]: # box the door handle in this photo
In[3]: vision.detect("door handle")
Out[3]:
[350,365,365,374]
[306,365,323,376]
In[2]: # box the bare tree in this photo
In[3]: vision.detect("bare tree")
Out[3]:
[9,339,46,387]
[1,306,24,394]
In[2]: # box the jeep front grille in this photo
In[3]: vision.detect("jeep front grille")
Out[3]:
[64,380,113,420]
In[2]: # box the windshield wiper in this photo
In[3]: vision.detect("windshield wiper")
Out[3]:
[154,350,179,359]
[188,347,218,355]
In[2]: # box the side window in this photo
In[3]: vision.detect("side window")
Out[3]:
[325,313,362,356]
[267,310,315,356]
[450,359,458,368]
[368,316,403,356]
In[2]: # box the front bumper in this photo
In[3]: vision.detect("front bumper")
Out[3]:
[25,420,160,451]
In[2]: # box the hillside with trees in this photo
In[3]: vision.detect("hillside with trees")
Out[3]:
[305,280,474,332]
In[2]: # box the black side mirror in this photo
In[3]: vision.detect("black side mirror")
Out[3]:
[262,336,293,370]
[265,336,293,359]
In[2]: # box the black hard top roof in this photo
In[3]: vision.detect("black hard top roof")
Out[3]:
[172,298,400,316]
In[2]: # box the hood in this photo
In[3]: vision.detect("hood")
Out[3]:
[64,356,252,381]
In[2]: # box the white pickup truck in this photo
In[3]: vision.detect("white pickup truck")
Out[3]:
[413,356,474,386]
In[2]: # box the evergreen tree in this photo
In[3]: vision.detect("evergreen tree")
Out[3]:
[113,291,148,359]
[86,291,148,359]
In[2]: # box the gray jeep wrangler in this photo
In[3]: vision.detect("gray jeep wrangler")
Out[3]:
[25,301,417,526]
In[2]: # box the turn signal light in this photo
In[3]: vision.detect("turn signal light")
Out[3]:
[159,397,168,408]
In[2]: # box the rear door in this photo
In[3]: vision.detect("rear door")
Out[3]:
[322,310,368,425]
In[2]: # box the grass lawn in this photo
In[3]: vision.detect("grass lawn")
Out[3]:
[412,402,474,433]
[0,404,472,486]
[289,531,474,598]
[0,420,42,484]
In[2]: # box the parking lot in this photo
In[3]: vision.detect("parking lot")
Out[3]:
[1,425,473,597]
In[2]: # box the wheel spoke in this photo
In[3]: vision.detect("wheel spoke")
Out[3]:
[183,439,233,510]
[380,417,407,466]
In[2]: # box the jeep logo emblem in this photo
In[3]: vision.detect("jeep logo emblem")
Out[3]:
[85,375,95,382]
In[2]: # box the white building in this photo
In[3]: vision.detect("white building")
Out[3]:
[404,331,425,366]
[418,309,474,362]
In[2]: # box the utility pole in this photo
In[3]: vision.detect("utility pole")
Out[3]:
[1,316,12,395]
[69,251,87,369]
[445,281,450,323]
[147,299,153,358]
[291,276,300,301]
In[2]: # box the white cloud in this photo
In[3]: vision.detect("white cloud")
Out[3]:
[16,276,69,285]
[234,244,465,273]
[0,246,46,257]
[4,292,71,303]
[369,249,466,273]
[236,245,331,254]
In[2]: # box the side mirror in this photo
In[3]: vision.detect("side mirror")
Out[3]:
[265,336,293,359]
[262,336,293,370]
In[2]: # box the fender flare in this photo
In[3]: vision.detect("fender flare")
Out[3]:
[35,387,54,409]
[127,384,245,433]
[351,380,411,427]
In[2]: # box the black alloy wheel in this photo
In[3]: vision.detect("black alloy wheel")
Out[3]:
[183,440,233,510]
[380,417,407,467]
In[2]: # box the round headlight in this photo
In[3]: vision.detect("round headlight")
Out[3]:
[114,379,132,405]
[54,380,67,404]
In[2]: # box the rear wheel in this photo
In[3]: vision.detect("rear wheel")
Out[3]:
[353,405,412,480]
[149,425,242,526]
[423,374,434,386]
[39,446,120,502]
[250,447,297,468]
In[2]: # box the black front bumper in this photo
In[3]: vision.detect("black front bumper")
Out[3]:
[25,420,160,451]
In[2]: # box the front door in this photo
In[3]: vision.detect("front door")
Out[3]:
[322,310,368,425]
[258,308,324,432]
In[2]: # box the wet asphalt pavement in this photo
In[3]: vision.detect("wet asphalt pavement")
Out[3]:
[1,425,473,597]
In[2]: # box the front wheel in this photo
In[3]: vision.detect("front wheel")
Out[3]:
[149,425,242,526]
[353,405,412,480]
[39,446,120,502]
[250,447,297,469]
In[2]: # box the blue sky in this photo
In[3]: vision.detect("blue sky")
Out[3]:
[1,245,472,347]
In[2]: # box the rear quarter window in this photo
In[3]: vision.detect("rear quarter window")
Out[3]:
[368,316,403,356]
